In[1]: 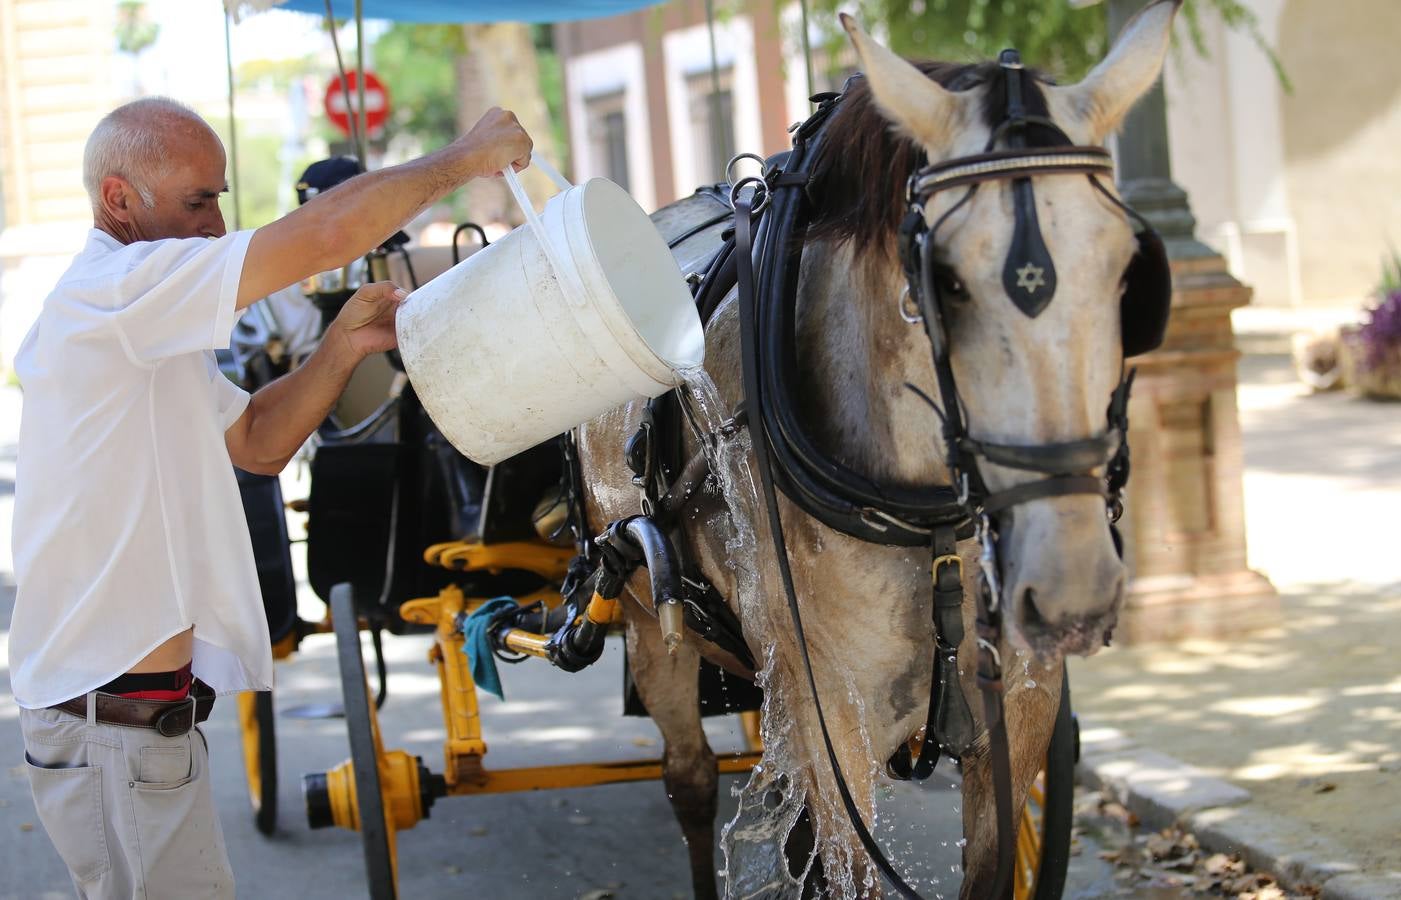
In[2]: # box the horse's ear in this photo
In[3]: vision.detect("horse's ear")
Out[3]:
[1058,0,1181,140]
[840,13,961,152]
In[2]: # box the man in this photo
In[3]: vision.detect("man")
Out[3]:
[8,96,531,897]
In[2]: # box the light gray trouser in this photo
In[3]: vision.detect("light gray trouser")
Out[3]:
[18,700,234,899]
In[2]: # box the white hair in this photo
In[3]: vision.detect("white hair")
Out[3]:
[82,97,205,210]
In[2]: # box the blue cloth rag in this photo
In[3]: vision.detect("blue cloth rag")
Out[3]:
[461,597,521,700]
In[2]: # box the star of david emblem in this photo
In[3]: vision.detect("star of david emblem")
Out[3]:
[1015,262,1047,294]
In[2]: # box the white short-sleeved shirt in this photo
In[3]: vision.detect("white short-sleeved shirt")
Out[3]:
[8,228,274,709]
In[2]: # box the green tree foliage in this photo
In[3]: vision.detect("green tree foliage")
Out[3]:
[804,0,1280,85]
[237,55,321,91]
[115,1,159,57]
[532,24,569,171]
[207,124,302,229]
[372,24,464,151]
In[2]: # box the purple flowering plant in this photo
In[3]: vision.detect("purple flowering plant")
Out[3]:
[1356,251,1401,372]
[1356,290,1401,371]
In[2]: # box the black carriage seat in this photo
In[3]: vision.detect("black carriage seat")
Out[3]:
[477,441,565,546]
[307,383,485,630]
[306,377,566,631]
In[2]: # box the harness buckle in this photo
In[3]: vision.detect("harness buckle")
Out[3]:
[932,553,962,585]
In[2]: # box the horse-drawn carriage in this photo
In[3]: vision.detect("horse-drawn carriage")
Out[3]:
[225,154,1079,899]
[220,0,1187,895]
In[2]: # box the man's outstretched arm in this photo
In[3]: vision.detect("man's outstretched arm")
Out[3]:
[236,107,531,310]
[225,282,404,474]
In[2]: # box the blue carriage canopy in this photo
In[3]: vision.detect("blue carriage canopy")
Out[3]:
[236,0,665,23]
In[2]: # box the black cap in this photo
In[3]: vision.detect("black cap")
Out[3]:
[295,156,364,205]
[295,155,409,250]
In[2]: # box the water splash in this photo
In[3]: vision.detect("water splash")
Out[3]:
[677,367,961,898]
[720,671,811,899]
[679,368,816,897]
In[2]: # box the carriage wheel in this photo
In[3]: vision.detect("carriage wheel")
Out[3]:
[1014,668,1076,900]
[237,691,279,835]
[331,583,399,900]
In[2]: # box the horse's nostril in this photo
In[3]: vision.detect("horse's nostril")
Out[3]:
[1021,586,1047,630]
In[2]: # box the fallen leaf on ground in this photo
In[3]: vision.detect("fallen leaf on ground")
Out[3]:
[1312,781,1337,794]
[1099,799,1138,826]
[1204,852,1245,876]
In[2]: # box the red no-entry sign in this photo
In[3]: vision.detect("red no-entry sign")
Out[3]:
[324,70,390,138]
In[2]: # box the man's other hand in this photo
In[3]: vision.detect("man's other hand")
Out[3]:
[458,107,533,179]
[329,281,405,359]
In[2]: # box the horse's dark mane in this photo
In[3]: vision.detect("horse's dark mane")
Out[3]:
[807,60,1059,254]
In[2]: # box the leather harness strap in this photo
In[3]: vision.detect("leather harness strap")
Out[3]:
[735,191,928,899]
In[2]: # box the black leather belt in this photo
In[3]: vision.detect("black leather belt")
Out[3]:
[51,679,216,737]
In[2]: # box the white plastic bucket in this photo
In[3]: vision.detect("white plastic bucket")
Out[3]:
[395,154,704,465]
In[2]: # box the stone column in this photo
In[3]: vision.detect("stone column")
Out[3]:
[1108,0,1277,643]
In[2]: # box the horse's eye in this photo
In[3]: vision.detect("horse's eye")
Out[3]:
[936,266,969,301]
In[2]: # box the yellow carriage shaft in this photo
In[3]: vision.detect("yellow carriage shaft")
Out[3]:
[445,753,762,796]
[310,585,760,846]
[423,538,574,581]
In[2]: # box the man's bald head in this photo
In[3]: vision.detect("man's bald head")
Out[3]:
[85,98,230,243]
[83,97,218,209]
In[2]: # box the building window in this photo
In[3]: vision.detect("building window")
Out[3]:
[585,91,629,191]
[686,67,735,185]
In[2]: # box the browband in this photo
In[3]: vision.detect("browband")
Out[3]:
[911,147,1114,198]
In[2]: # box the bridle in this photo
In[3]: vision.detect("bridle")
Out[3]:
[876,49,1163,898]
[899,52,1163,538]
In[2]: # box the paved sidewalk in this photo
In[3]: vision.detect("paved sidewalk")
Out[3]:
[1070,354,1401,899]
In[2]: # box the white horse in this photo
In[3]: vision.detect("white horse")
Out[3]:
[579,1,1181,895]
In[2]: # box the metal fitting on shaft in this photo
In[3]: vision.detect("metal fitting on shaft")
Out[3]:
[658,599,685,654]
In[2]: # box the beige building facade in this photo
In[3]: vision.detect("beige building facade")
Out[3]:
[0,0,117,372]
[1164,0,1401,310]
[554,0,828,214]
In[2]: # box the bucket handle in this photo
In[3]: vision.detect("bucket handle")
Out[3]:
[503,154,586,309]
